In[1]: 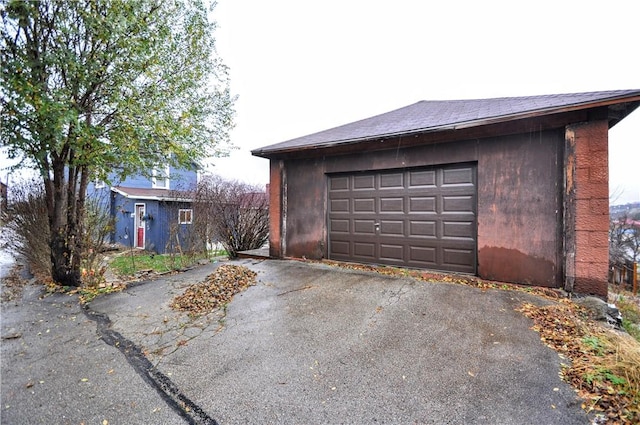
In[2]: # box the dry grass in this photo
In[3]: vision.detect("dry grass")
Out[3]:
[599,332,640,395]
[610,290,640,342]
[519,300,640,424]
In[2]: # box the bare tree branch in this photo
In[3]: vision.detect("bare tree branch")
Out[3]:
[193,175,268,258]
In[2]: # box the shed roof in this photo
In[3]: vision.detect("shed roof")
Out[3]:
[252,89,640,158]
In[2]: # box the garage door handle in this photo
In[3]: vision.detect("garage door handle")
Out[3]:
[374,222,380,232]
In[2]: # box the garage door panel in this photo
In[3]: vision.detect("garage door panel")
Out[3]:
[409,170,436,187]
[328,164,477,274]
[409,246,437,265]
[409,196,436,213]
[410,220,437,238]
[442,221,475,239]
[443,248,475,269]
[330,240,350,256]
[330,176,350,191]
[442,196,474,213]
[354,198,376,213]
[354,175,376,190]
[380,197,404,212]
[330,219,350,233]
[442,167,474,186]
[330,198,350,213]
[353,242,376,259]
[380,173,404,188]
[380,220,404,236]
[380,244,404,261]
[354,219,376,234]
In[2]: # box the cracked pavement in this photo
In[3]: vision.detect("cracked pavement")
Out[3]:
[1,281,188,424]
[2,259,591,424]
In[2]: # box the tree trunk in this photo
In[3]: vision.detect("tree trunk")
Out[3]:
[50,229,81,286]
[46,160,83,287]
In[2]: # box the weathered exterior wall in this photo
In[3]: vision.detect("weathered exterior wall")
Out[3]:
[477,130,564,287]
[282,157,327,259]
[272,128,567,288]
[269,161,284,258]
[564,120,609,297]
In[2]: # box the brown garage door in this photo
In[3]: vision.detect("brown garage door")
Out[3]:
[328,164,477,273]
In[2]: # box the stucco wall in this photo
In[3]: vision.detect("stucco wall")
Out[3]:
[275,128,567,288]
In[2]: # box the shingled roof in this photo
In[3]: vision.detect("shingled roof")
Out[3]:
[252,89,640,158]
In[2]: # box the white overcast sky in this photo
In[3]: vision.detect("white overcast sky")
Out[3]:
[210,0,640,205]
[1,1,638,204]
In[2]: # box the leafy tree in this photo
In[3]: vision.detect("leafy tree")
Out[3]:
[1,0,234,286]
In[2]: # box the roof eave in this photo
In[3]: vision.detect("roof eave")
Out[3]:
[111,187,193,202]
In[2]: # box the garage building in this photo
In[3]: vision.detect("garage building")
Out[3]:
[252,90,640,297]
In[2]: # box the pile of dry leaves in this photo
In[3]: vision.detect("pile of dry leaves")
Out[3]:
[171,264,257,315]
[324,259,562,299]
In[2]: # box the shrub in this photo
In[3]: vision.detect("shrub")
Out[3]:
[3,178,115,287]
[194,175,268,258]
[2,178,51,279]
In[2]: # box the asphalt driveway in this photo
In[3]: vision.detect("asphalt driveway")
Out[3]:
[2,259,589,424]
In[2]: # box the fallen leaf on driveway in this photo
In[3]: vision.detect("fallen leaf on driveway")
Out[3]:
[1,332,22,340]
